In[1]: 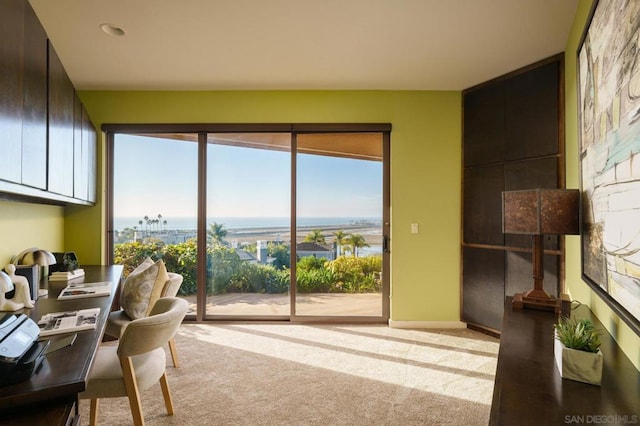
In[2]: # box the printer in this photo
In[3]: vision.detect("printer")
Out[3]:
[0,313,48,385]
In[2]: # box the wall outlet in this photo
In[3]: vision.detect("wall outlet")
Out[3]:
[411,223,419,234]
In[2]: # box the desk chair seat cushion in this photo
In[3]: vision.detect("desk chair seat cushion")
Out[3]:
[80,345,166,399]
[121,257,169,320]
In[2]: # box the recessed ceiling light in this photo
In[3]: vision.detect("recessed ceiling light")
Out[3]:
[100,23,125,37]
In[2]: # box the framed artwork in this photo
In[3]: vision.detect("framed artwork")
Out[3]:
[578,0,640,336]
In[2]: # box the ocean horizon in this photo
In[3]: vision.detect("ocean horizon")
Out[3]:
[114,216,381,232]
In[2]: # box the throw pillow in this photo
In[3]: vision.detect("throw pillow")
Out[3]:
[146,260,169,315]
[121,257,168,319]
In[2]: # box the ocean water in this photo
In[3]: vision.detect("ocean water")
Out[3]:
[114,216,381,232]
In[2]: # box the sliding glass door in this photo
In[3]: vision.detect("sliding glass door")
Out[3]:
[293,133,387,319]
[111,133,198,315]
[205,133,291,318]
[108,125,389,322]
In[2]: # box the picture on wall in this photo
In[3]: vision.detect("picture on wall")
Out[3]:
[578,0,640,335]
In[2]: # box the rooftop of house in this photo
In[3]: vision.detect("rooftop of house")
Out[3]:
[297,242,333,252]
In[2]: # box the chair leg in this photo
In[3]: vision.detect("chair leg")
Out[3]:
[159,371,175,416]
[90,399,99,426]
[120,356,145,426]
[168,338,179,368]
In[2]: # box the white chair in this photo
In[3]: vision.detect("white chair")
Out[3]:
[80,297,188,426]
[106,272,183,367]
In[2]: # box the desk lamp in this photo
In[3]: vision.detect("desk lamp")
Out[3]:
[12,248,56,292]
[502,189,580,314]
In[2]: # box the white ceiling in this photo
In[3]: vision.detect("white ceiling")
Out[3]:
[28,0,578,91]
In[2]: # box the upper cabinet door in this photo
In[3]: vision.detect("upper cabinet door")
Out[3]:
[73,95,98,202]
[84,108,97,203]
[0,0,25,184]
[48,42,75,197]
[21,0,48,189]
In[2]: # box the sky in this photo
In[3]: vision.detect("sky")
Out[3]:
[114,134,382,222]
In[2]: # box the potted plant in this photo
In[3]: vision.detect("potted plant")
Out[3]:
[553,317,603,385]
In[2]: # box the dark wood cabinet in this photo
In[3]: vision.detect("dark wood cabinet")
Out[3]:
[74,95,97,202]
[0,0,96,205]
[21,0,48,190]
[462,55,565,333]
[84,108,98,203]
[48,42,75,198]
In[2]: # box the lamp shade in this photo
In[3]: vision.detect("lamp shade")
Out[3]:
[502,189,580,235]
[20,250,56,266]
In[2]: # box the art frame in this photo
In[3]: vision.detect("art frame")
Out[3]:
[577,0,640,336]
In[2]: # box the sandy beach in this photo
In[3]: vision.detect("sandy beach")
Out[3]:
[225,223,383,247]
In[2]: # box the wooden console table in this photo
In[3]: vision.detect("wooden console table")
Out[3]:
[490,297,640,425]
[0,265,123,425]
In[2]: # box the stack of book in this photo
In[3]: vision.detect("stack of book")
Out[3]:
[48,269,85,282]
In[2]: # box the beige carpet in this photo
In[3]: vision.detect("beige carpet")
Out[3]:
[79,324,499,425]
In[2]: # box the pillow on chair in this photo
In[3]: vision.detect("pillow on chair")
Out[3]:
[121,257,170,320]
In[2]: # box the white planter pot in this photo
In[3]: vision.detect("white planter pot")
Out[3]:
[554,337,603,386]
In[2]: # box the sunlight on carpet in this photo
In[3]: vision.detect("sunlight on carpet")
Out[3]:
[79,324,499,425]
[181,324,499,404]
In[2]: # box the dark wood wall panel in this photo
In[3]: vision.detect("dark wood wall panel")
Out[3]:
[462,54,564,333]
[463,247,505,331]
[463,81,505,167]
[463,165,504,245]
[504,60,560,161]
[506,252,559,299]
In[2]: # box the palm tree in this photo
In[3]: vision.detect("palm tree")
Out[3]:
[207,222,228,246]
[333,229,347,256]
[157,214,163,231]
[345,233,369,257]
[304,229,326,244]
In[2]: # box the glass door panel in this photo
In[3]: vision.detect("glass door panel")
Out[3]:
[294,133,385,318]
[112,133,198,316]
[205,133,291,318]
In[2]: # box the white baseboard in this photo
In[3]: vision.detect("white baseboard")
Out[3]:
[388,320,467,329]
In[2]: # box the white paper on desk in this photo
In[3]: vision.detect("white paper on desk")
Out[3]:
[57,281,112,300]
[38,308,100,337]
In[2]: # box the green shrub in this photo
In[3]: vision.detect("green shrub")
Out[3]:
[328,255,382,293]
[114,242,381,296]
[296,267,335,293]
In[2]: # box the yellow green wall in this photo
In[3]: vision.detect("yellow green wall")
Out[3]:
[564,0,640,370]
[0,201,64,265]
[75,90,463,322]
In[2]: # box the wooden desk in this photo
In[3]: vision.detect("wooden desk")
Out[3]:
[490,297,640,425]
[0,265,123,425]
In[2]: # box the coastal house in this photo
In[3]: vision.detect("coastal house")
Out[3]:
[1,0,639,423]
[296,242,336,261]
